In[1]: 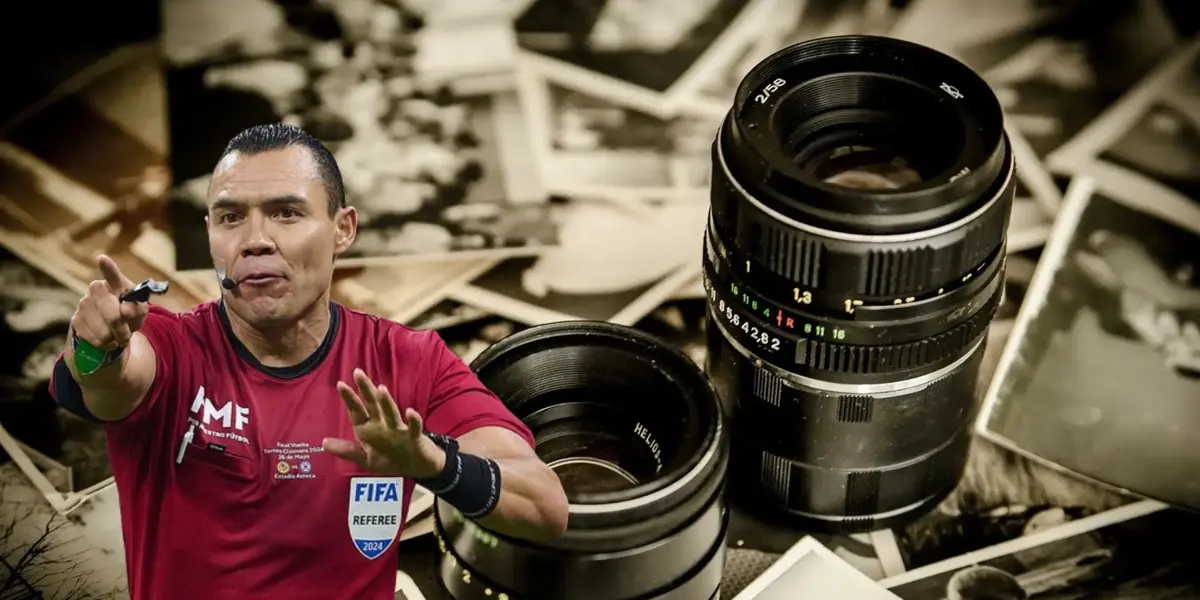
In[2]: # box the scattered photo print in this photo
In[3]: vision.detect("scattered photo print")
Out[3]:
[670,272,706,301]
[0,249,112,493]
[690,0,912,112]
[161,0,559,271]
[892,437,1131,572]
[436,313,527,364]
[882,501,1199,599]
[329,260,498,324]
[1047,38,1200,180]
[394,569,428,600]
[0,49,213,314]
[1085,44,1200,207]
[892,0,1179,159]
[899,231,1131,571]
[516,71,714,197]
[0,143,107,239]
[998,251,1039,322]
[729,536,899,599]
[1009,123,1063,212]
[0,0,157,133]
[1008,128,1059,255]
[451,255,696,326]
[1007,197,1053,255]
[407,299,493,331]
[688,0,807,109]
[408,10,522,95]
[632,298,707,366]
[0,464,127,598]
[888,0,1056,76]
[3,44,163,206]
[406,485,434,525]
[722,512,891,594]
[979,181,1200,511]
[449,201,705,326]
[513,0,769,108]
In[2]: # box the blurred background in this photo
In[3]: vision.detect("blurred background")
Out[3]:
[0,1,1197,598]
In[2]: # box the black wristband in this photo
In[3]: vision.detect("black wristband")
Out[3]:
[418,432,501,518]
[419,433,463,494]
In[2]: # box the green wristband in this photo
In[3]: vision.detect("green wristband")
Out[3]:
[71,334,124,375]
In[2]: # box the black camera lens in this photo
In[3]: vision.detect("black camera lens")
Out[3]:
[707,35,1014,533]
[436,321,729,600]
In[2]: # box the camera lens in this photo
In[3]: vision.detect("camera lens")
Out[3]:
[707,35,1013,533]
[436,321,729,600]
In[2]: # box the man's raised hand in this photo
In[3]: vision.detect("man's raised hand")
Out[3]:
[71,254,149,350]
[322,369,444,478]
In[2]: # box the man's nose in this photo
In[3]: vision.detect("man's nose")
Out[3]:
[240,214,278,256]
[241,239,276,257]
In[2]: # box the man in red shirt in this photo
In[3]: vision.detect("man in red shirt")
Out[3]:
[50,123,569,599]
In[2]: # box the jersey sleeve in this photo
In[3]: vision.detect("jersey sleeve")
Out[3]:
[420,333,534,447]
[105,305,183,427]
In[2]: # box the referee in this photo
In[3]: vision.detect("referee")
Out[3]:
[50,124,569,600]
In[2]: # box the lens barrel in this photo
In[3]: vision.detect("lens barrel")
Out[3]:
[707,35,1014,532]
[436,322,729,600]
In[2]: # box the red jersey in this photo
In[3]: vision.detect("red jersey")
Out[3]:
[53,302,532,600]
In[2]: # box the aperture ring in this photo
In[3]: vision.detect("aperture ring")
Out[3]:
[704,267,1002,382]
[704,232,1005,346]
[709,145,1014,299]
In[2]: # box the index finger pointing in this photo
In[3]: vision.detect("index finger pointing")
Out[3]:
[96,254,131,293]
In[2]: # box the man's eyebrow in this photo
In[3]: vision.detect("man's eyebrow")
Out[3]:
[210,195,308,212]
[210,198,244,213]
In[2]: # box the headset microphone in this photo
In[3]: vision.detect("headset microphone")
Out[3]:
[214,263,236,292]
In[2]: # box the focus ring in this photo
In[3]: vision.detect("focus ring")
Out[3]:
[704,263,1003,380]
[709,144,1014,300]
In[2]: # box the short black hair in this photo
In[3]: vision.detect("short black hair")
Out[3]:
[218,123,346,216]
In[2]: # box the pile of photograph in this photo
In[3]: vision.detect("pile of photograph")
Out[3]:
[0,0,1197,598]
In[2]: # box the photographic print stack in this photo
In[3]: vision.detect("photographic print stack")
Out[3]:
[0,0,1197,598]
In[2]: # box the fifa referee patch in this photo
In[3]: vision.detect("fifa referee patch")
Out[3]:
[348,477,404,559]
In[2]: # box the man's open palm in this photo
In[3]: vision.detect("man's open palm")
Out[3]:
[322,369,435,476]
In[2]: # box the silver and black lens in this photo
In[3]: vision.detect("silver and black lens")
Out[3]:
[706,35,1014,533]
[436,322,729,600]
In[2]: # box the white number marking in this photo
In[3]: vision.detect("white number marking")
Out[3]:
[755,78,788,105]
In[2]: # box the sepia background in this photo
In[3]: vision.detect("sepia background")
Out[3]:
[1,0,1198,598]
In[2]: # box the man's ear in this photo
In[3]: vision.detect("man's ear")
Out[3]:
[333,206,357,255]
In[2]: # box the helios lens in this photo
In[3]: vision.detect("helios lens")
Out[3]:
[437,322,728,600]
